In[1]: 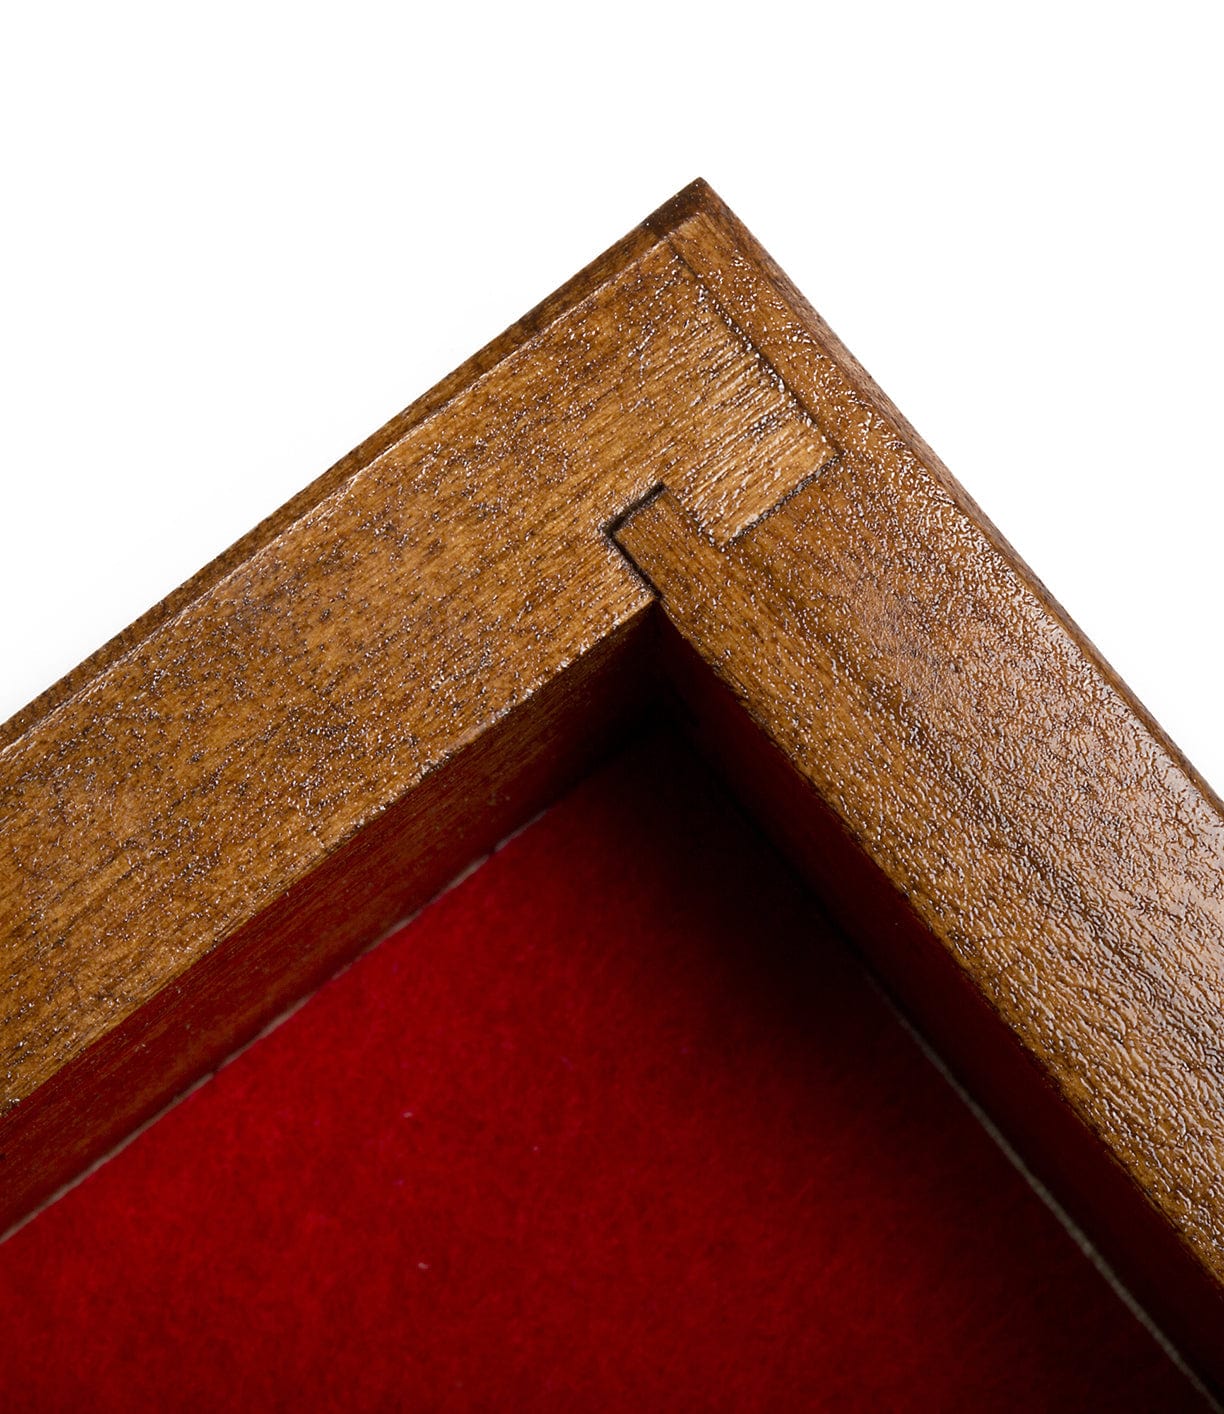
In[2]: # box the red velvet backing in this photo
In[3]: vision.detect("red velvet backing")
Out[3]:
[0,730,1203,1410]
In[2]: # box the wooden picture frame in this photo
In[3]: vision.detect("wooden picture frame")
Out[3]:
[3,180,1222,1390]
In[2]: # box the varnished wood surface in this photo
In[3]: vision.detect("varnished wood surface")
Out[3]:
[618,377,1224,1291]
[0,187,828,1228]
[2,181,1222,1387]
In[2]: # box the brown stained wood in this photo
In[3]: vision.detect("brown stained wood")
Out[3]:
[3,612,656,1242]
[620,479,1224,1227]
[0,201,826,1130]
[2,179,1223,1388]
[617,489,1224,1378]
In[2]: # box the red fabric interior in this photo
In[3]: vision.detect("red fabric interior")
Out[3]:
[0,729,1202,1410]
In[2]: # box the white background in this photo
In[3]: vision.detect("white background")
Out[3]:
[2,3,1221,790]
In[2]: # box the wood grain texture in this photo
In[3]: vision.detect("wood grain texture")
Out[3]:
[0,190,830,1231]
[615,191,1224,1379]
[620,478,1224,1262]
[2,179,1222,1388]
